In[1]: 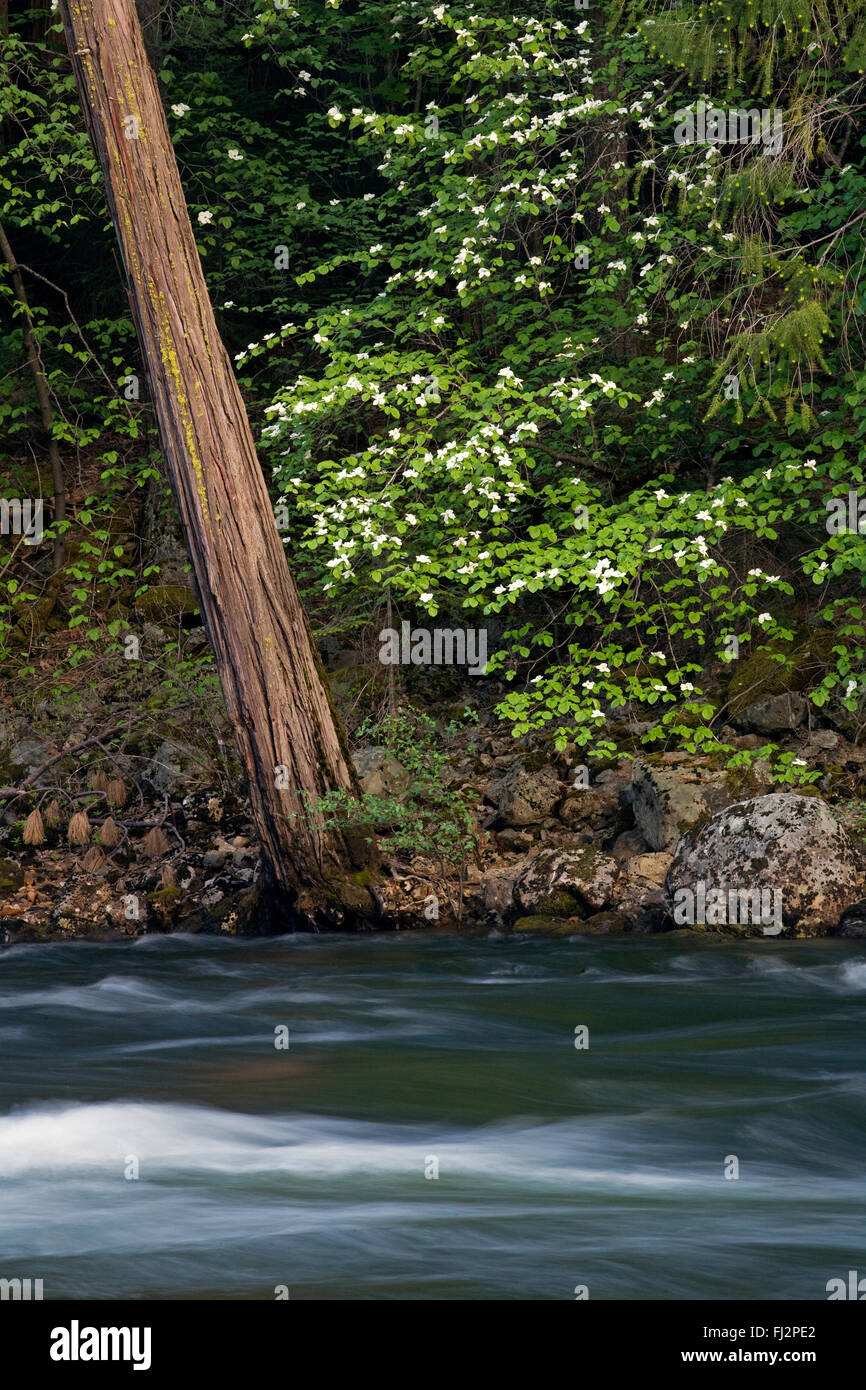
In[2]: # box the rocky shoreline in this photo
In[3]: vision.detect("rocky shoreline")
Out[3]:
[2,678,865,943]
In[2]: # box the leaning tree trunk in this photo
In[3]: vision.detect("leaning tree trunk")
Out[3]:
[57,0,375,926]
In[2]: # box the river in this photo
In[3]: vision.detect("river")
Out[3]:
[1,930,863,1299]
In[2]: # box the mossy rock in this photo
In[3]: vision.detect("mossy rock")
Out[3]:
[441,702,480,724]
[351,866,377,888]
[819,763,846,795]
[328,662,386,709]
[576,910,634,935]
[0,859,25,898]
[672,705,705,730]
[512,914,578,935]
[533,889,583,916]
[723,763,771,800]
[10,596,57,645]
[592,755,625,774]
[726,631,834,716]
[135,585,199,621]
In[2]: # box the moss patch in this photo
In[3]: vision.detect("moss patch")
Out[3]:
[512,914,577,935]
[726,631,835,715]
[135,584,199,621]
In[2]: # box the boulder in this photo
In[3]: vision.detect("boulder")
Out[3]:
[515,846,619,916]
[665,793,865,935]
[146,739,215,794]
[514,909,633,936]
[630,760,719,850]
[6,736,53,777]
[498,759,561,826]
[481,863,523,917]
[725,634,827,715]
[352,747,411,799]
[134,584,199,623]
[559,785,620,832]
[809,729,840,751]
[831,900,866,938]
[626,852,673,886]
[512,915,578,935]
[611,829,649,862]
[495,828,535,853]
[573,910,634,935]
[733,692,806,734]
[613,875,667,929]
[629,756,773,851]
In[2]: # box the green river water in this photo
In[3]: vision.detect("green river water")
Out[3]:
[0,929,863,1299]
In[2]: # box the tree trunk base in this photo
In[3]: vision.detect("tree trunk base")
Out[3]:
[252,864,386,934]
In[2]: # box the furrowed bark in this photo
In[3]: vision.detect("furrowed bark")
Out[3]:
[57,0,376,926]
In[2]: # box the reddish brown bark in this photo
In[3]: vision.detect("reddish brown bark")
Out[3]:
[57,0,374,926]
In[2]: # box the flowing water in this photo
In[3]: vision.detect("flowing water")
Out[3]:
[0,930,864,1300]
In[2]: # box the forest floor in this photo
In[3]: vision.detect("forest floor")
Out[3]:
[2,613,866,943]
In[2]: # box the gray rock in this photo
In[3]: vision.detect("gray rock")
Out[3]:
[498,760,561,826]
[809,729,839,751]
[516,846,619,915]
[482,864,524,916]
[147,740,215,794]
[352,747,411,799]
[626,852,673,885]
[734,692,807,734]
[614,875,667,927]
[559,785,620,831]
[831,900,866,938]
[611,830,649,862]
[495,828,534,853]
[512,915,579,935]
[482,776,505,808]
[574,910,634,936]
[665,793,865,935]
[630,760,715,850]
[7,736,52,775]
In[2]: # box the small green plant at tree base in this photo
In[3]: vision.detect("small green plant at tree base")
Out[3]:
[309,707,482,925]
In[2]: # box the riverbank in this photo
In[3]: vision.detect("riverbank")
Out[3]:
[1,611,866,945]
[2,668,865,942]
